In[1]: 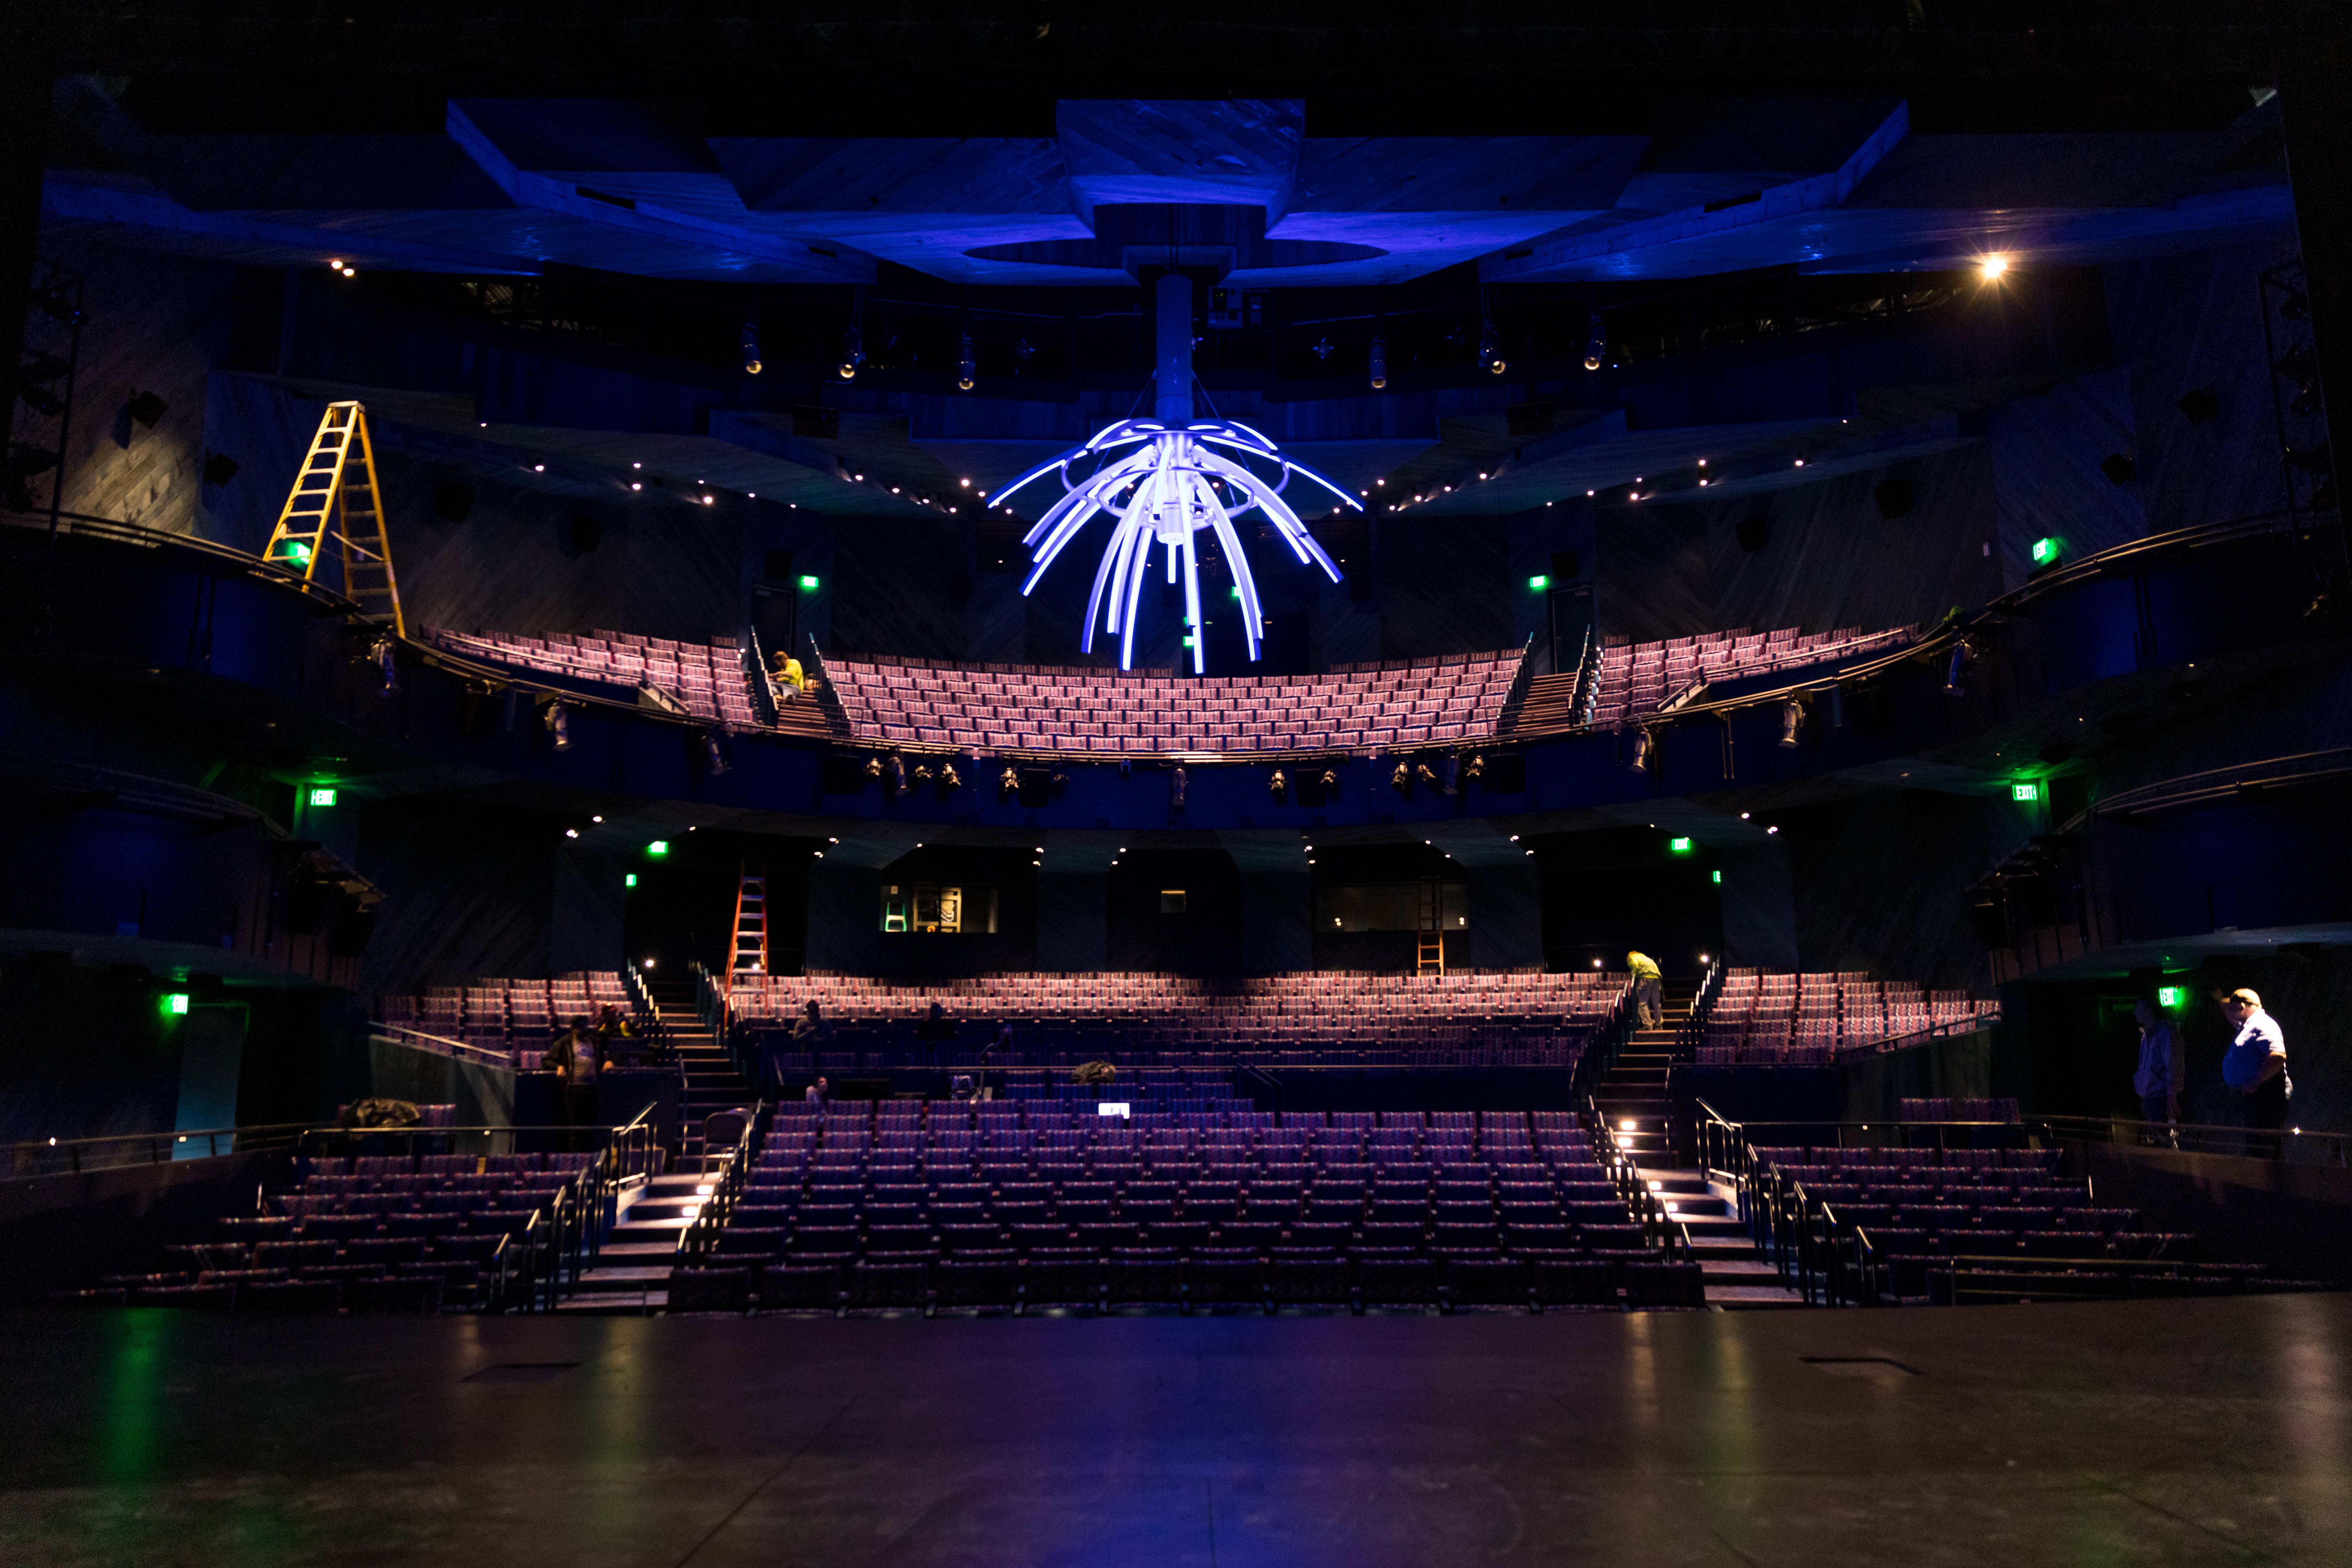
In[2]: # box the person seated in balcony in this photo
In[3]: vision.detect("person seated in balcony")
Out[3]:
[769,651,806,702]
[914,1001,957,1049]
[1627,950,1663,1029]
[594,1003,646,1068]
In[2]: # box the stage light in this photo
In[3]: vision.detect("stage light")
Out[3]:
[1630,729,1651,774]
[2011,781,2040,802]
[546,700,571,751]
[1979,253,2009,281]
[1793,457,1806,467]
[1368,335,1387,390]
[957,330,976,391]
[1944,643,1968,696]
[327,259,342,269]
[1779,699,1803,748]
[566,828,579,839]
[704,731,730,776]
[741,322,762,375]
[532,463,545,472]
[341,266,356,278]
[1583,311,1605,372]
[701,495,714,506]
[1478,316,1506,375]
[840,323,864,380]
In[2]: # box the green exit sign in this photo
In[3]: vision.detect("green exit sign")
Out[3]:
[1669,837,1692,853]
[162,993,190,1016]
[1527,574,1550,591]
[2157,985,2184,1008]
[646,840,670,857]
[2011,781,2040,802]
[308,786,338,807]
[2031,537,2061,565]
[624,874,638,888]
[798,575,820,591]
[1711,869,1722,885]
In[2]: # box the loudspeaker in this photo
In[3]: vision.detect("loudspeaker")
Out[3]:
[2099,453,2137,485]
[764,549,794,581]
[329,904,376,957]
[1873,476,1914,519]
[1017,768,1053,808]
[1735,511,1770,552]
[1550,549,1578,581]
[1966,892,2010,949]
[202,452,240,486]
[2177,387,2219,424]
[432,479,475,522]
[565,507,603,554]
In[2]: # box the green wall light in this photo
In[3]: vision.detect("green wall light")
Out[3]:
[1527,574,1550,591]
[2030,537,2061,565]
[1711,869,1722,885]
[308,786,338,807]
[798,574,820,591]
[624,874,638,888]
[646,840,669,857]
[2011,781,2040,802]
[1669,837,1692,853]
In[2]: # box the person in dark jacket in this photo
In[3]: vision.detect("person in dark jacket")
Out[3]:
[543,1016,605,1149]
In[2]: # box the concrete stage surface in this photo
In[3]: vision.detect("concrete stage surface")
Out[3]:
[1,1296,2346,1567]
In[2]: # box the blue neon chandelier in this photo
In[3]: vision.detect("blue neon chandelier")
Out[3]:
[995,411,1357,673]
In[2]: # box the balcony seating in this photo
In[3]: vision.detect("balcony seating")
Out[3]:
[1588,625,1914,729]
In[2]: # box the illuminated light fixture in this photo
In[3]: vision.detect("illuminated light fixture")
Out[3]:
[1979,253,2010,281]
[960,478,971,487]
[1583,310,1605,371]
[278,539,313,567]
[1669,836,1692,853]
[2031,535,2061,566]
[1630,729,1651,774]
[701,495,714,506]
[2008,780,2043,803]
[1766,825,1780,835]
[1586,489,1595,496]
[625,874,637,888]
[327,258,343,269]
[630,482,642,491]
[341,266,356,278]
[545,699,571,751]
[1477,312,1506,375]
[840,322,864,380]
[566,828,580,839]
[163,992,190,1016]
[1793,457,1806,467]
[308,786,338,807]
[1779,699,1803,748]
[1712,869,1722,884]
[957,329,976,391]
[1698,479,1709,487]
[642,957,656,969]
[995,276,1354,674]
[646,840,669,857]
[592,815,602,823]
[1697,458,1707,468]
[1368,334,1388,390]
[532,463,544,472]
[799,575,820,591]
[1528,574,1550,591]
[741,321,763,375]
[2157,985,2183,1008]
[704,731,730,776]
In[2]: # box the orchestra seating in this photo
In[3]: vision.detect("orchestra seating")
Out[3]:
[1746,1143,2318,1303]
[669,1101,1706,1315]
[1691,969,1999,1065]
[1587,625,1913,729]
[820,648,1524,755]
[50,1152,602,1313]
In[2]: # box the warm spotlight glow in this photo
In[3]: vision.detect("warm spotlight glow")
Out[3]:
[1980,253,2010,281]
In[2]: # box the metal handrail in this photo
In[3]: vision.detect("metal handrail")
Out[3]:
[371,1023,516,1069]
[675,1099,765,1267]
[3,1122,313,1180]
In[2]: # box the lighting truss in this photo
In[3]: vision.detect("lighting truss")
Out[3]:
[994,412,1357,673]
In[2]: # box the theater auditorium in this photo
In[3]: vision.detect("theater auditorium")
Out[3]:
[2,8,2350,1564]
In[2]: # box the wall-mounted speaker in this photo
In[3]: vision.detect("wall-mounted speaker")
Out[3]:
[1873,476,1914,519]
[1550,549,1578,581]
[2099,453,2137,485]
[2176,387,2219,424]
[764,548,794,581]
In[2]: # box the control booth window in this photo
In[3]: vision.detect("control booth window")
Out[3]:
[1318,882,1471,931]
[880,883,999,934]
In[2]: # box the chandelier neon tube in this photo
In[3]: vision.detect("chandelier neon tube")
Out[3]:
[995,276,1358,674]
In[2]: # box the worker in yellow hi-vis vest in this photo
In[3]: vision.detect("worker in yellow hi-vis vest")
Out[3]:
[1627,950,1663,1029]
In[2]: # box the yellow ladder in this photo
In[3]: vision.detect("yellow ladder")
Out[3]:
[1416,875,1445,976]
[730,864,769,976]
[262,401,405,636]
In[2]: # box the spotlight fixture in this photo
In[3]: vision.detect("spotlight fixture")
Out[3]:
[545,699,571,751]
[1979,253,2010,281]
[741,322,763,376]
[1630,729,1651,774]
[957,329,976,391]
[1171,764,1186,810]
[1477,314,1506,375]
[704,731,730,776]
[1944,642,1969,696]
[372,634,399,697]
[1778,699,1803,748]
[839,323,865,381]
[1368,334,1388,390]
[1582,310,1605,372]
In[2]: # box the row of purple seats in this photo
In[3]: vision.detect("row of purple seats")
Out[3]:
[1752,1146,2060,1171]
[296,1152,594,1178]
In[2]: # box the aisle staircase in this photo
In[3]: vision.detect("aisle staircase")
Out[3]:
[1592,978,1805,1309]
[1502,669,1583,733]
[561,977,759,1313]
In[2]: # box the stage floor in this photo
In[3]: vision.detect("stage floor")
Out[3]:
[2,1296,2346,1567]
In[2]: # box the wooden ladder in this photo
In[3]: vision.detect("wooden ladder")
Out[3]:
[730,864,769,976]
[262,401,405,636]
[1416,875,1446,976]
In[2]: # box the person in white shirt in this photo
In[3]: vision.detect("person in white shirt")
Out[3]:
[2131,999,2184,1127]
[2218,987,2290,1155]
